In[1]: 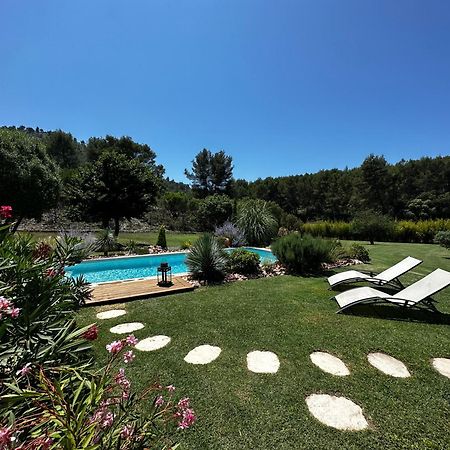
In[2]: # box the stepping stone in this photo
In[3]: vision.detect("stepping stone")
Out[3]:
[432,358,450,379]
[310,351,350,376]
[367,352,410,378]
[306,394,368,431]
[96,309,126,320]
[135,335,171,352]
[184,345,222,365]
[247,351,280,374]
[109,322,144,334]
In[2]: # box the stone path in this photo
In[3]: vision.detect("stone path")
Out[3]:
[184,345,222,364]
[99,310,448,433]
[109,322,145,334]
[247,351,280,373]
[310,351,350,376]
[306,394,369,431]
[432,357,450,379]
[135,335,171,351]
[96,309,127,320]
[367,352,411,378]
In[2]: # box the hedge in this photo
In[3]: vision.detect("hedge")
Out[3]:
[300,219,450,243]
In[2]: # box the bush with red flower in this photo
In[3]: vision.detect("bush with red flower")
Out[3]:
[1,334,195,449]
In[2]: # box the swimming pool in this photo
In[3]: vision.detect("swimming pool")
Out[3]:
[66,247,277,284]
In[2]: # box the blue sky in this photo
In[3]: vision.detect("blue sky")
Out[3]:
[1,0,450,182]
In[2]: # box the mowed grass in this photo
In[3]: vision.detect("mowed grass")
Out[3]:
[77,242,450,449]
[27,231,199,248]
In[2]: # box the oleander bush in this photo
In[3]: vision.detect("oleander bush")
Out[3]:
[0,207,195,448]
[272,234,334,274]
[227,248,260,275]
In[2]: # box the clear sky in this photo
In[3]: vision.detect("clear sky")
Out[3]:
[1,0,450,182]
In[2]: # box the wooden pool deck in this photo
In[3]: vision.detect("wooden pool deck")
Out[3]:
[86,276,195,305]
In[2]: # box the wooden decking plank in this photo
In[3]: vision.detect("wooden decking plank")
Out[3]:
[86,276,195,305]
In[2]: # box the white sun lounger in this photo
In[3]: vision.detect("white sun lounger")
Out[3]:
[333,268,450,313]
[327,256,422,289]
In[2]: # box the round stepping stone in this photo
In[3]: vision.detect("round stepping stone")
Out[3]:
[306,394,368,431]
[184,345,221,365]
[96,309,126,320]
[247,351,280,374]
[109,322,144,334]
[135,335,171,352]
[367,352,410,378]
[310,351,350,376]
[432,358,450,379]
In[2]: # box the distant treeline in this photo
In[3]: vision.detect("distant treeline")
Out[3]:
[2,125,449,230]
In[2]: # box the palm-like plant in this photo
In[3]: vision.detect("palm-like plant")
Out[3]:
[95,229,117,256]
[236,199,277,246]
[186,234,228,283]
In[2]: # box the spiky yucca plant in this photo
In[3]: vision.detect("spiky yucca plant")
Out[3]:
[186,234,228,283]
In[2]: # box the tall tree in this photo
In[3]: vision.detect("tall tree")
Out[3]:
[353,155,393,214]
[86,135,164,175]
[185,149,233,197]
[66,150,161,236]
[0,129,60,230]
[45,130,83,169]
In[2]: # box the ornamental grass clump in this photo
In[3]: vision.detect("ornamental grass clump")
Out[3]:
[272,233,334,274]
[186,234,228,283]
[236,199,277,246]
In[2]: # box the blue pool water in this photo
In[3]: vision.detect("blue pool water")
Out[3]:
[66,247,277,284]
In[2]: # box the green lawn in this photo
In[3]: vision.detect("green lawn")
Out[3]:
[77,242,450,449]
[27,231,199,248]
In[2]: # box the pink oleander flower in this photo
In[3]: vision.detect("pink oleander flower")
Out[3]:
[120,424,134,439]
[155,395,164,406]
[115,368,131,392]
[166,384,176,393]
[82,324,99,341]
[16,362,32,377]
[9,307,20,318]
[0,205,12,219]
[177,397,190,410]
[0,297,11,310]
[123,350,135,364]
[106,340,124,354]
[126,334,138,346]
[177,408,196,430]
[0,426,13,445]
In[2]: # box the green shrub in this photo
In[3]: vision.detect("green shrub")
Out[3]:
[434,230,450,249]
[272,234,333,274]
[351,210,395,244]
[349,243,370,262]
[181,240,192,250]
[186,234,228,282]
[236,199,277,245]
[156,225,167,249]
[227,248,260,275]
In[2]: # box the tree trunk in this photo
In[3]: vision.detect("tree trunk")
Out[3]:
[114,218,120,237]
[11,216,23,233]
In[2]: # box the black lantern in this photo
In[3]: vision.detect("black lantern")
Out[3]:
[157,262,172,286]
